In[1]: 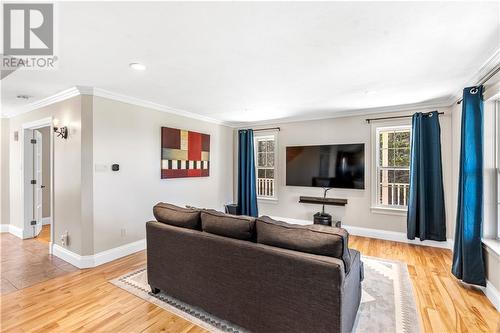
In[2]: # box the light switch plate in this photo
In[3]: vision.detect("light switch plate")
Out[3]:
[95,164,108,172]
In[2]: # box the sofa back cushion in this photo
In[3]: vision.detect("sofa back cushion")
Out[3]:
[256,216,352,273]
[201,211,256,241]
[153,202,201,230]
[185,205,223,215]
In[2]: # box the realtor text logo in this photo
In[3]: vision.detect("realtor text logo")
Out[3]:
[3,3,53,55]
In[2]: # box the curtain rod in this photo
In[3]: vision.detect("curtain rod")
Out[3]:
[457,65,500,104]
[365,111,444,123]
[253,127,280,132]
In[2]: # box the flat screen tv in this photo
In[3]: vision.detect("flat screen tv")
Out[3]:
[286,144,365,189]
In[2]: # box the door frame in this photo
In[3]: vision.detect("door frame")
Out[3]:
[20,117,54,252]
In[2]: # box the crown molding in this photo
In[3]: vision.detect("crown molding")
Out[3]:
[91,88,227,125]
[3,48,499,126]
[227,99,452,128]
[1,85,452,128]
[75,85,94,96]
[2,86,82,118]
[2,85,228,126]
[229,49,500,128]
[445,47,500,105]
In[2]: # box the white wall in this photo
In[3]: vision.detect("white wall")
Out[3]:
[1,118,10,225]
[243,107,454,238]
[92,96,234,253]
[7,96,92,254]
[4,94,234,256]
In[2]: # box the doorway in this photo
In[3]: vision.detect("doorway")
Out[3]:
[22,118,53,249]
[36,127,51,244]
[0,117,78,296]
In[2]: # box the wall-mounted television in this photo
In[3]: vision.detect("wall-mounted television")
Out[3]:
[286,144,365,189]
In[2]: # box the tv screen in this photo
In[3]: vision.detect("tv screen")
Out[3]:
[286,144,365,189]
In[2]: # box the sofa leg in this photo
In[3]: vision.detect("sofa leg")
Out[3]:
[151,286,160,294]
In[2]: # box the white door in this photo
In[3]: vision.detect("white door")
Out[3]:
[33,130,43,237]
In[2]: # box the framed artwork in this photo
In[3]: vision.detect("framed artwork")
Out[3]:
[161,127,210,178]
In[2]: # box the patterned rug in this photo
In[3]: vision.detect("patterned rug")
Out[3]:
[111,256,420,333]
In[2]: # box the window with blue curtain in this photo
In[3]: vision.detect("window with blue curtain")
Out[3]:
[237,129,259,217]
[407,111,446,241]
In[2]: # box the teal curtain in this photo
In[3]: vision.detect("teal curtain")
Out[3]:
[237,129,258,217]
[407,111,446,241]
[452,86,486,286]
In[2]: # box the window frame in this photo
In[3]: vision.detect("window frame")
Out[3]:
[371,121,412,215]
[253,131,279,201]
[496,101,500,240]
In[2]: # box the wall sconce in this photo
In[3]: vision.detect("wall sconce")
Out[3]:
[53,119,68,139]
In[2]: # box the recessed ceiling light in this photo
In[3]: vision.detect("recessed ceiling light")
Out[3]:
[129,62,146,71]
[16,94,31,100]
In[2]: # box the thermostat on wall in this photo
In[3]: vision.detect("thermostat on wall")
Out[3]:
[112,164,119,171]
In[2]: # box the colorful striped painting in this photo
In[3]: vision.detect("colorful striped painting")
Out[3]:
[161,127,210,179]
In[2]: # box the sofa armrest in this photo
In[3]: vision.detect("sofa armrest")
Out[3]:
[341,249,363,333]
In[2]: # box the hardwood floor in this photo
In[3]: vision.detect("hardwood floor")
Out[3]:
[0,233,77,295]
[0,235,498,332]
[35,225,51,244]
[350,237,499,333]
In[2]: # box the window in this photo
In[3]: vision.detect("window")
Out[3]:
[254,133,277,200]
[375,126,411,209]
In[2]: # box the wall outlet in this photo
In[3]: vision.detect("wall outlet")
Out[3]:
[120,228,126,237]
[61,231,69,246]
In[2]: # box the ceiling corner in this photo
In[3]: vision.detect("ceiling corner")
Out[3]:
[75,86,95,96]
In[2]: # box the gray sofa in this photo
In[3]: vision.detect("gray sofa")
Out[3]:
[146,203,363,333]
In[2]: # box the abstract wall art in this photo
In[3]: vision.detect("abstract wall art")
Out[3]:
[161,127,210,179]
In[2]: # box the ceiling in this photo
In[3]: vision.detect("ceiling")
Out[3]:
[1,2,499,124]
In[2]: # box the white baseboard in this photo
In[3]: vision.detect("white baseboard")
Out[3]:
[52,244,95,268]
[272,216,453,249]
[0,224,24,239]
[42,217,51,225]
[52,238,146,269]
[10,225,24,238]
[92,239,146,267]
[483,280,500,311]
[341,224,454,249]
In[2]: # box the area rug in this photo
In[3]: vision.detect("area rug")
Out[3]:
[110,256,420,333]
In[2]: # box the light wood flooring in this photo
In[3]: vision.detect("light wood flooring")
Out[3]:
[350,237,499,333]
[0,231,77,295]
[36,225,51,244]
[0,233,499,332]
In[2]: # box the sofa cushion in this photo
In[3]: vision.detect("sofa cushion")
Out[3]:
[153,202,201,230]
[201,210,256,241]
[256,216,352,273]
[186,205,223,215]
